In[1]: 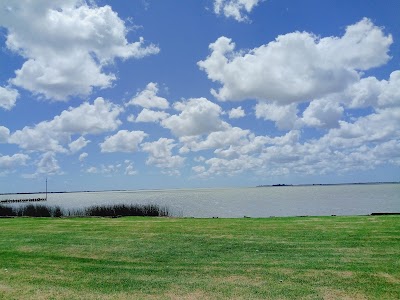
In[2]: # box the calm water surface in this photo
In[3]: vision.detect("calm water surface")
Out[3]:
[2,184,399,218]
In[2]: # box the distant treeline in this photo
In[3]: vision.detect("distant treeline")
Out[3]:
[0,204,169,218]
[257,181,400,187]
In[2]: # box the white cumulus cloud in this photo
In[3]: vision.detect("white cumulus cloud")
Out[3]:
[0,153,29,171]
[125,162,137,176]
[0,126,10,143]
[136,108,170,123]
[9,98,122,152]
[228,106,245,119]
[86,166,98,174]
[320,108,400,149]
[126,82,169,109]
[162,97,228,137]
[198,18,392,104]
[79,152,88,162]
[36,152,61,175]
[0,0,159,100]
[255,102,299,130]
[344,70,400,109]
[301,100,344,129]
[180,127,250,152]
[69,136,90,153]
[0,86,19,110]
[141,138,185,174]
[213,0,263,22]
[100,130,147,153]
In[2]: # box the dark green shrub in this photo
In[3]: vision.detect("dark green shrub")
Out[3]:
[0,205,16,217]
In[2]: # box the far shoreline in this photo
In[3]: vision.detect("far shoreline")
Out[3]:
[1,181,399,196]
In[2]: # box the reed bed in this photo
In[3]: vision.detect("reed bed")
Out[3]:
[0,203,169,217]
[82,204,169,217]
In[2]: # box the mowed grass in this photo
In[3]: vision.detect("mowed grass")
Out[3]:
[0,216,399,299]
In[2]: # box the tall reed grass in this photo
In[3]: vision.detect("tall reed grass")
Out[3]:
[0,203,169,217]
[0,204,63,217]
[83,204,169,217]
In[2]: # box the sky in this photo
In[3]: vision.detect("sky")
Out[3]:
[0,0,400,193]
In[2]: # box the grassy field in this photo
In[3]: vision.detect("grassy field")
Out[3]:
[0,216,399,299]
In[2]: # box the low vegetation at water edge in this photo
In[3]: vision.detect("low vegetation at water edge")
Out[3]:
[0,215,399,299]
[0,203,169,217]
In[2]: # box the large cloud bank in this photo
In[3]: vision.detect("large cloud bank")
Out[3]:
[198,18,392,104]
[0,0,159,101]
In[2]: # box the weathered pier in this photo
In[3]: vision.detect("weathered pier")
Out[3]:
[1,178,48,205]
[0,198,47,204]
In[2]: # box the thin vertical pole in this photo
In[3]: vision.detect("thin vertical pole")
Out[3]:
[46,177,48,201]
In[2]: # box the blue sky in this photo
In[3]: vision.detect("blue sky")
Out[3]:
[1,0,399,192]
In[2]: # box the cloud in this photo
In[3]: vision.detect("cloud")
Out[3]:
[194,156,206,162]
[86,161,137,175]
[0,0,159,100]
[141,138,185,174]
[301,100,344,129]
[79,152,88,162]
[126,82,169,109]
[9,97,122,152]
[10,123,69,153]
[203,106,400,177]
[308,70,400,111]
[51,98,123,134]
[36,152,61,175]
[198,18,392,104]
[180,127,250,152]
[0,153,29,171]
[99,164,123,174]
[162,97,228,137]
[228,106,245,119]
[100,130,147,153]
[320,108,400,149]
[0,126,10,143]
[255,102,299,130]
[192,165,206,174]
[343,70,400,109]
[377,71,400,108]
[199,155,263,177]
[124,162,137,176]
[127,114,136,123]
[213,0,263,22]
[191,118,400,178]
[251,68,399,130]
[69,136,90,153]
[136,108,170,123]
[86,166,98,174]
[0,86,19,110]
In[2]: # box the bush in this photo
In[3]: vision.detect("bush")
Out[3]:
[0,205,16,217]
[53,206,63,218]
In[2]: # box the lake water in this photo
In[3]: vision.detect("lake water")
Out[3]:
[1,184,399,218]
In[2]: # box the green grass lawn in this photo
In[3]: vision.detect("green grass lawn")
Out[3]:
[0,216,399,299]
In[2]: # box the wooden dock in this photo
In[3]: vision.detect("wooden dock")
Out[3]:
[0,198,47,204]
[1,178,48,205]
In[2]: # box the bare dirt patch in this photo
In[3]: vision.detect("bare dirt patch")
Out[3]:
[376,272,400,284]
[215,275,265,287]
[0,283,12,292]
[319,288,367,300]
[161,290,212,300]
